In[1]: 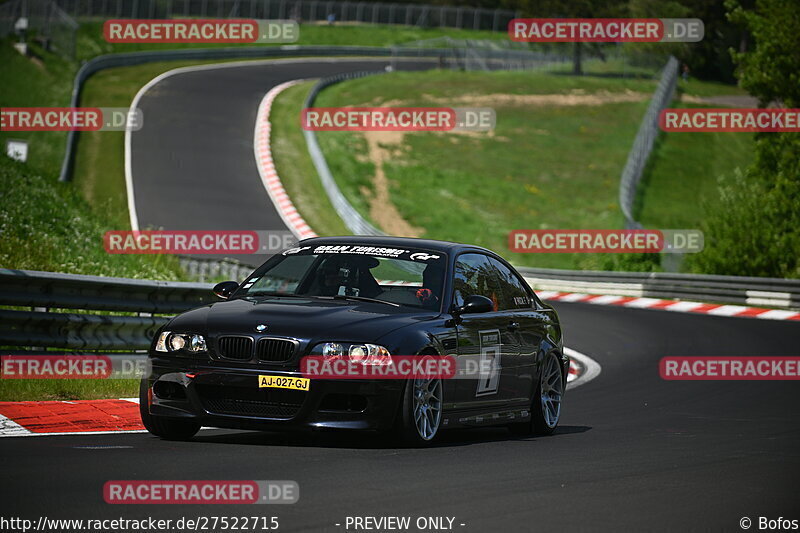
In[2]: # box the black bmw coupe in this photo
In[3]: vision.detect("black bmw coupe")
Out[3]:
[140,236,567,444]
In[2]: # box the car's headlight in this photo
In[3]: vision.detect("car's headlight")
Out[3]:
[313,342,391,365]
[155,331,207,354]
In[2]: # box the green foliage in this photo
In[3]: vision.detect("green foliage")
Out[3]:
[686,0,800,278]
[0,159,186,279]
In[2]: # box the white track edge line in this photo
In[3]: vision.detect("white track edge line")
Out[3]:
[565,347,601,390]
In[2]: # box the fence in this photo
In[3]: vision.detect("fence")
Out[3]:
[178,255,255,282]
[49,0,517,32]
[618,55,679,229]
[393,36,573,72]
[2,266,798,352]
[0,0,78,58]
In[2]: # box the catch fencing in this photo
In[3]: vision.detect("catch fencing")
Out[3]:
[0,0,78,58]
[50,0,518,32]
[618,55,679,229]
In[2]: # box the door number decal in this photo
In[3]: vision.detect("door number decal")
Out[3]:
[476,329,501,397]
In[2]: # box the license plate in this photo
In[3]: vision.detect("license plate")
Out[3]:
[258,375,310,391]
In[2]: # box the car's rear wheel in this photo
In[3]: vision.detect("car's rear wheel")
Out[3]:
[509,351,564,437]
[396,377,443,446]
[139,378,200,441]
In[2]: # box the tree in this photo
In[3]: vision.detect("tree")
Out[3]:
[686,0,800,278]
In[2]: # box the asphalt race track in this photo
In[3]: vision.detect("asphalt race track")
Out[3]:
[1,303,798,530]
[129,58,435,266]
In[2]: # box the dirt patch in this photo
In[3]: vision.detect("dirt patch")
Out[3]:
[371,90,649,108]
[361,131,423,237]
[680,93,760,108]
[423,89,650,107]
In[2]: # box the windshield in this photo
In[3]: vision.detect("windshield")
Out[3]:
[238,244,447,310]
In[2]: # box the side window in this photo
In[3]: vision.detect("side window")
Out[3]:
[488,258,533,310]
[453,253,501,311]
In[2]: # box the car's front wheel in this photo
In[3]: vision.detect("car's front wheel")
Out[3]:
[396,377,443,445]
[509,351,564,437]
[138,379,200,441]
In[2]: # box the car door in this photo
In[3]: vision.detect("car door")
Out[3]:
[488,257,546,404]
[451,253,520,411]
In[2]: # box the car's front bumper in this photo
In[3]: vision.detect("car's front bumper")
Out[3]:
[145,356,405,432]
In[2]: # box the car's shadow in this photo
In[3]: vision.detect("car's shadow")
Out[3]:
[182,425,592,449]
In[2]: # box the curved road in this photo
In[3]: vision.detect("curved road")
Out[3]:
[129,59,435,266]
[1,304,798,530]
[2,58,798,531]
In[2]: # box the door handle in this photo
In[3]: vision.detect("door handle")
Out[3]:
[507,321,520,331]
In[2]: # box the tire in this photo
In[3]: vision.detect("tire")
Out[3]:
[394,376,444,446]
[509,351,564,437]
[139,378,200,441]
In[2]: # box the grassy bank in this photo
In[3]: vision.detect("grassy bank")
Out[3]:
[0,158,185,278]
[635,80,754,241]
[311,68,658,270]
[0,41,75,179]
[74,21,508,61]
[271,67,753,272]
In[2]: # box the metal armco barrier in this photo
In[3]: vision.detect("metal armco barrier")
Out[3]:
[303,70,388,236]
[0,268,214,351]
[517,267,800,310]
[2,267,798,352]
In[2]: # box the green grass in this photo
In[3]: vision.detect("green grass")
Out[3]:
[74,21,510,62]
[312,69,658,270]
[0,41,76,179]
[0,158,186,278]
[0,380,138,401]
[636,105,755,229]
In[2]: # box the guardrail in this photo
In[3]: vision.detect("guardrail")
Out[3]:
[3,267,798,352]
[517,267,800,309]
[0,268,214,351]
[303,70,388,236]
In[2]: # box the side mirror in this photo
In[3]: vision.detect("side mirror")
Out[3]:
[454,294,494,315]
[213,281,239,299]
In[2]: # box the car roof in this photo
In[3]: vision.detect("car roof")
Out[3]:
[298,235,497,256]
